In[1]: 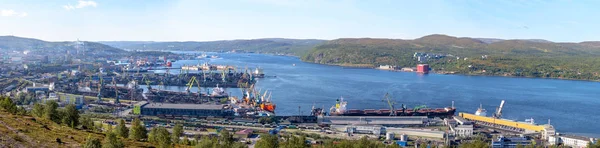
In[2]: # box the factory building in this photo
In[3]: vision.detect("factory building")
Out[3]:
[330,125,384,135]
[459,112,555,140]
[417,64,429,74]
[549,134,597,148]
[139,103,230,117]
[445,116,474,137]
[491,136,531,148]
[386,127,446,139]
[318,116,427,126]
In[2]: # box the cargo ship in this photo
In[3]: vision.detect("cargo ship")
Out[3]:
[318,97,455,118]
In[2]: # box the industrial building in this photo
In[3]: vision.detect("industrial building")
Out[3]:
[386,127,446,139]
[417,64,429,73]
[491,136,531,148]
[459,112,555,140]
[318,116,427,126]
[139,103,230,117]
[549,134,597,148]
[445,116,474,137]
[330,125,384,135]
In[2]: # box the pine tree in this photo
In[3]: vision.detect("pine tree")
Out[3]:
[128,118,147,141]
[80,116,94,130]
[156,127,172,148]
[62,104,80,128]
[102,132,124,148]
[172,124,183,144]
[83,134,102,148]
[148,128,158,143]
[44,101,60,123]
[32,103,44,117]
[255,134,278,148]
[115,119,129,138]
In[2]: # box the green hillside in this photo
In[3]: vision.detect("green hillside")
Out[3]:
[302,34,600,81]
[100,38,326,56]
[0,36,128,56]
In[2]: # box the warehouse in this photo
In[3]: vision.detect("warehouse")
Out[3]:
[140,103,230,117]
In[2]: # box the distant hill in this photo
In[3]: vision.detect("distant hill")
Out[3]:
[302,34,600,81]
[0,36,127,56]
[100,38,326,56]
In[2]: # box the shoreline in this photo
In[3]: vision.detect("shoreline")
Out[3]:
[169,51,600,82]
[299,61,600,83]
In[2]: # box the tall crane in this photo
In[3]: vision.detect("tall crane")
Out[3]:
[96,74,103,103]
[185,76,197,94]
[112,77,120,104]
[382,93,397,116]
[493,100,506,119]
[142,74,152,90]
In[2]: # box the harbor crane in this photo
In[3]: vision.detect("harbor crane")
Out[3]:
[185,76,198,94]
[96,74,103,103]
[493,100,506,119]
[142,74,152,90]
[382,93,397,116]
[413,105,427,112]
[112,77,120,104]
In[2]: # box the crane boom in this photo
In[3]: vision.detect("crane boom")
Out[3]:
[382,93,397,116]
[494,100,505,118]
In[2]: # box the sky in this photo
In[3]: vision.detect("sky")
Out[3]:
[0,0,599,42]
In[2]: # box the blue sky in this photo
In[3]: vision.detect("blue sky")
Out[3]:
[0,0,598,42]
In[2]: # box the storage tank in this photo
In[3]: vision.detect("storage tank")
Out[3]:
[386,132,395,141]
[399,134,408,141]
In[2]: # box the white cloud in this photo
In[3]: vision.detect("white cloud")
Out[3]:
[1,9,28,17]
[63,0,98,10]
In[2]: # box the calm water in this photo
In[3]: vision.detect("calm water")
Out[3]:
[159,53,600,137]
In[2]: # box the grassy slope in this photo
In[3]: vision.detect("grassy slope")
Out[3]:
[0,111,152,147]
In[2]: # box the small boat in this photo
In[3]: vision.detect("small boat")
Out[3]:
[196,53,208,59]
[292,64,296,66]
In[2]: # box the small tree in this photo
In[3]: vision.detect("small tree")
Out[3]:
[129,118,148,141]
[148,128,158,144]
[219,130,234,147]
[195,136,217,148]
[182,136,190,145]
[80,116,94,130]
[105,124,114,135]
[44,101,60,123]
[62,104,80,128]
[0,96,17,114]
[83,134,102,148]
[102,132,124,148]
[32,103,45,117]
[172,124,183,144]
[115,119,128,138]
[156,127,172,148]
[255,134,278,148]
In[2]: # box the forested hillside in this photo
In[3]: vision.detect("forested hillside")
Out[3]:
[100,38,325,56]
[302,34,600,81]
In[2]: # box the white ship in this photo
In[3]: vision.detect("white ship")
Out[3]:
[211,84,228,97]
[475,103,487,116]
